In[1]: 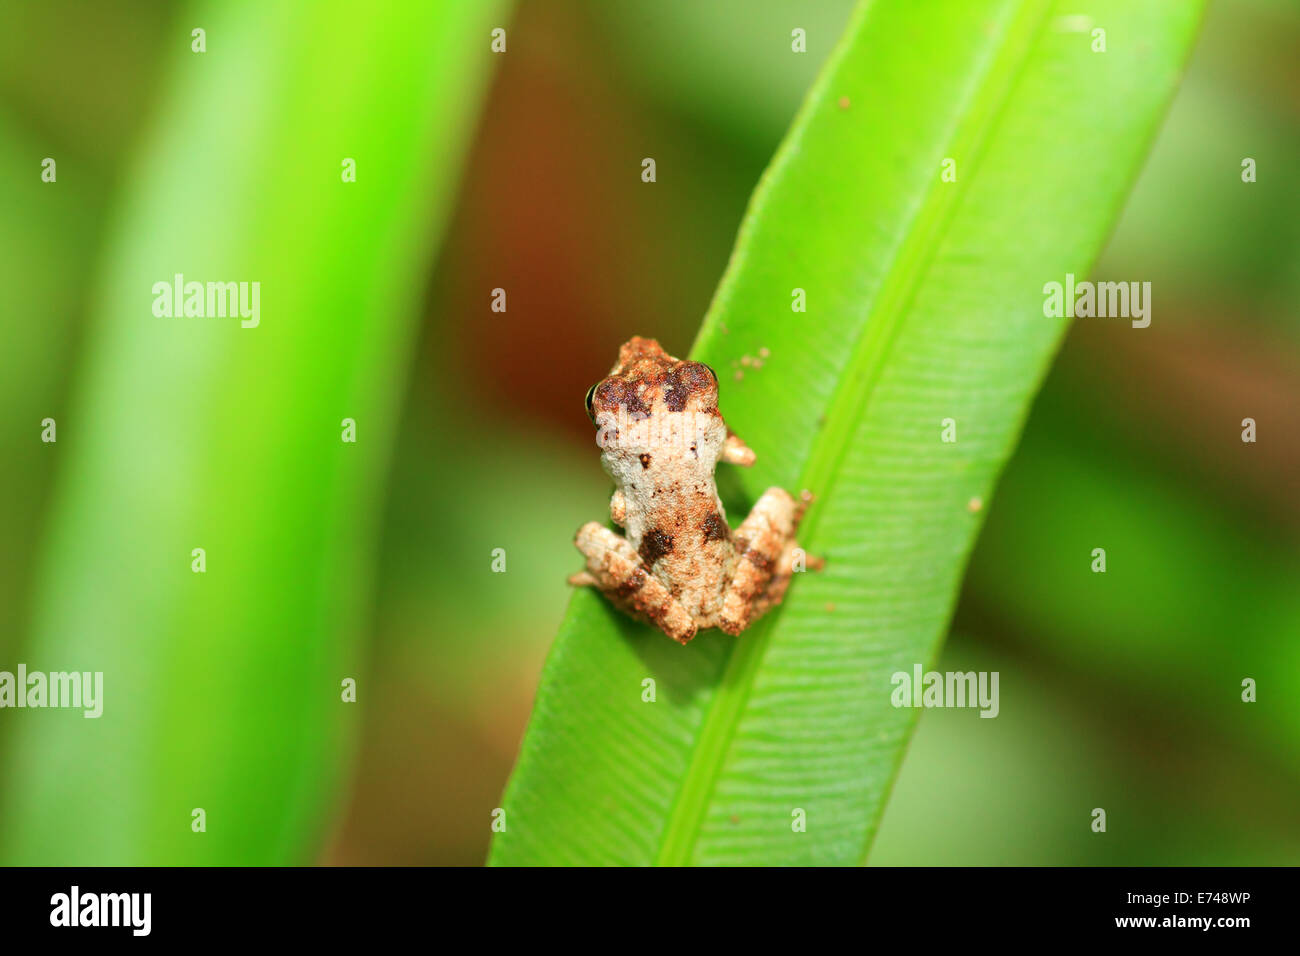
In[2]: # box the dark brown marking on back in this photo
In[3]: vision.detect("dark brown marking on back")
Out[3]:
[700,512,729,542]
[639,528,675,566]
[593,378,650,418]
[662,362,717,413]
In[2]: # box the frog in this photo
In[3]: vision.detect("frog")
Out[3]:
[568,336,819,644]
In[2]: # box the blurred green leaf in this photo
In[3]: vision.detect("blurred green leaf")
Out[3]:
[870,632,1300,865]
[964,376,1300,763]
[0,0,505,864]
[594,0,856,148]
[492,0,1204,866]
[0,108,103,656]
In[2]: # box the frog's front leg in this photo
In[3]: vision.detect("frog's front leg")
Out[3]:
[722,432,756,467]
[718,488,817,635]
[569,522,698,644]
[609,488,626,527]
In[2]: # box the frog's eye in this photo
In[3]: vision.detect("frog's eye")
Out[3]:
[584,382,599,423]
[703,363,718,386]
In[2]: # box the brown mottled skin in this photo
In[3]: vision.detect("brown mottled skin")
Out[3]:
[569,337,818,644]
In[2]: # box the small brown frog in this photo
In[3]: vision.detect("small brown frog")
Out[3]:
[569,337,818,644]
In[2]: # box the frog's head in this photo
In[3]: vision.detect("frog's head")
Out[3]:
[586,337,726,479]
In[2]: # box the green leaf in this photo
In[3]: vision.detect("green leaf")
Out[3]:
[491,0,1204,866]
[0,108,104,655]
[0,0,505,864]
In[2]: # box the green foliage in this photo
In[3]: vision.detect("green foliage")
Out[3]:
[0,0,504,864]
[491,0,1205,866]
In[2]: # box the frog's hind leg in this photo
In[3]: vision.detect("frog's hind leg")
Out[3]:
[719,488,818,635]
[748,537,824,622]
[570,522,698,644]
